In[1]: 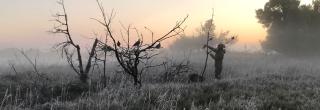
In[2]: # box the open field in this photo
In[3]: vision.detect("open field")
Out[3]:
[0,51,320,110]
[3,0,320,110]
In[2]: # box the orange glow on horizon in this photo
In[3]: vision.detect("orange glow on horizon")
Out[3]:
[0,0,313,49]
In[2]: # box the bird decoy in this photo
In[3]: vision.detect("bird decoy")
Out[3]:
[133,39,141,47]
[117,41,121,46]
[155,43,161,49]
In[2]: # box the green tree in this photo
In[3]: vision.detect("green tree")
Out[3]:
[256,0,320,56]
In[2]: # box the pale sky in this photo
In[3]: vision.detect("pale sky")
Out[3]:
[0,0,313,50]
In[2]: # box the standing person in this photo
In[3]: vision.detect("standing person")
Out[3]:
[203,43,226,79]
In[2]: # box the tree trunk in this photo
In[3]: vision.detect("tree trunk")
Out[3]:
[133,75,141,86]
[84,39,99,73]
[80,73,88,83]
[102,51,107,88]
[79,39,99,84]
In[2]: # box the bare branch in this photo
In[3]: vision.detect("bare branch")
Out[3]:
[19,50,51,81]
[93,0,188,86]
[9,63,19,75]
[144,27,154,43]
[141,15,188,52]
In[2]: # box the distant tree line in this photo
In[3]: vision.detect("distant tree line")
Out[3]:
[256,0,320,56]
[169,19,237,51]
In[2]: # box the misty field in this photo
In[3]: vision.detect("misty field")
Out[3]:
[0,51,320,110]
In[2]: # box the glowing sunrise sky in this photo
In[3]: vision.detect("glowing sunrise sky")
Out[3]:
[0,0,314,50]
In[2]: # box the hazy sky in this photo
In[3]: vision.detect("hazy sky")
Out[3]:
[0,0,313,50]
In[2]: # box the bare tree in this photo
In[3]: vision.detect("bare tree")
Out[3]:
[93,0,188,86]
[161,57,195,82]
[51,0,99,83]
[92,37,110,87]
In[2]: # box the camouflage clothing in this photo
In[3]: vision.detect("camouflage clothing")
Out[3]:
[206,44,226,79]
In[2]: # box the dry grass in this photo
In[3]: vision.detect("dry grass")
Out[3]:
[1,52,320,110]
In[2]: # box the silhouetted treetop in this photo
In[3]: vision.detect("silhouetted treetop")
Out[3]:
[169,19,237,51]
[257,0,320,56]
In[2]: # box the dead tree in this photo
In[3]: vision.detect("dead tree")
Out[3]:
[93,0,188,86]
[51,0,99,83]
[92,37,110,88]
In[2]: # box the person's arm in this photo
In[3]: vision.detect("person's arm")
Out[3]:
[207,51,215,59]
[204,45,217,52]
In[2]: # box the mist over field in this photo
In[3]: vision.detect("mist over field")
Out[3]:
[1,45,320,109]
[2,0,320,110]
